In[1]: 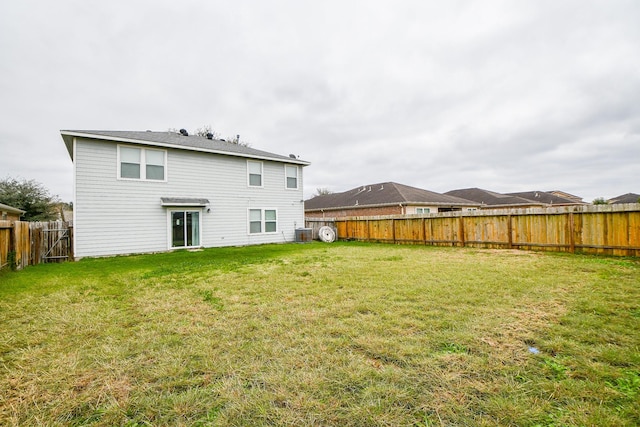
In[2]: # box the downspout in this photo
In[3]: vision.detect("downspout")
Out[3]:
[399,203,405,215]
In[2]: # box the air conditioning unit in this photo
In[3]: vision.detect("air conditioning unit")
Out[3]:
[295,228,313,243]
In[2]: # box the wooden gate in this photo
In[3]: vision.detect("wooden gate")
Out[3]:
[30,221,73,264]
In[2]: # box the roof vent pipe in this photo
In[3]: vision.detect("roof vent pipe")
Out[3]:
[206,133,213,140]
[179,129,189,136]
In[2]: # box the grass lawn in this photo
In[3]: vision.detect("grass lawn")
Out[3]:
[0,242,639,426]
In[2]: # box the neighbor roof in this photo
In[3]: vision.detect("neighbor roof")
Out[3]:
[607,193,640,204]
[444,188,542,207]
[506,191,585,206]
[305,182,479,211]
[0,202,26,215]
[60,130,310,166]
[548,190,584,202]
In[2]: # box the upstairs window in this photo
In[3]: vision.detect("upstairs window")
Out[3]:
[247,161,263,187]
[285,165,298,189]
[120,146,141,179]
[118,145,166,181]
[145,149,165,180]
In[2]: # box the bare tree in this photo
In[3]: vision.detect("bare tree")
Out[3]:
[194,125,220,139]
[167,126,251,146]
[223,134,250,147]
[314,187,333,197]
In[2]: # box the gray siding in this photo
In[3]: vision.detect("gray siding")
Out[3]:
[74,138,305,257]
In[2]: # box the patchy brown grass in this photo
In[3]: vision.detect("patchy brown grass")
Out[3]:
[0,242,639,426]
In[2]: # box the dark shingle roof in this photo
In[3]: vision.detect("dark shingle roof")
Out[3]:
[60,130,309,165]
[548,190,583,202]
[305,182,478,211]
[506,191,585,205]
[607,193,640,204]
[444,188,542,207]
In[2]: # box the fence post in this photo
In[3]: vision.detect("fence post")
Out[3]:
[392,218,396,244]
[458,216,465,247]
[507,214,513,249]
[568,212,575,253]
[68,225,74,261]
[366,219,370,242]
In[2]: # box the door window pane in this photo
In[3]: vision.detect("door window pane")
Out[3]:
[186,211,200,246]
[172,212,185,247]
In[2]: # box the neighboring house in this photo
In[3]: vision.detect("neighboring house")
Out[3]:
[53,203,73,221]
[0,203,25,221]
[548,190,584,203]
[444,188,545,209]
[506,191,586,207]
[305,182,479,218]
[608,193,640,204]
[61,130,310,258]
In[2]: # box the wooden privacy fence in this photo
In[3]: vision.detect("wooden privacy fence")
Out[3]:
[0,220,73,270]
[304,219,337,241]
[307,204,640,257]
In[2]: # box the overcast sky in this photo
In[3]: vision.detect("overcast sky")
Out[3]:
[1,0,638,203]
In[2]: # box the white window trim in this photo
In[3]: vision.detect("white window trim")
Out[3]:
[416,207,431,214]
[167,208,203,250]
[247,160,264,188]
[284,164,299,190]
[117,144,168,182]
[247,208,278,235]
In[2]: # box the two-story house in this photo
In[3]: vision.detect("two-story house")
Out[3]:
[61,130,310,258]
